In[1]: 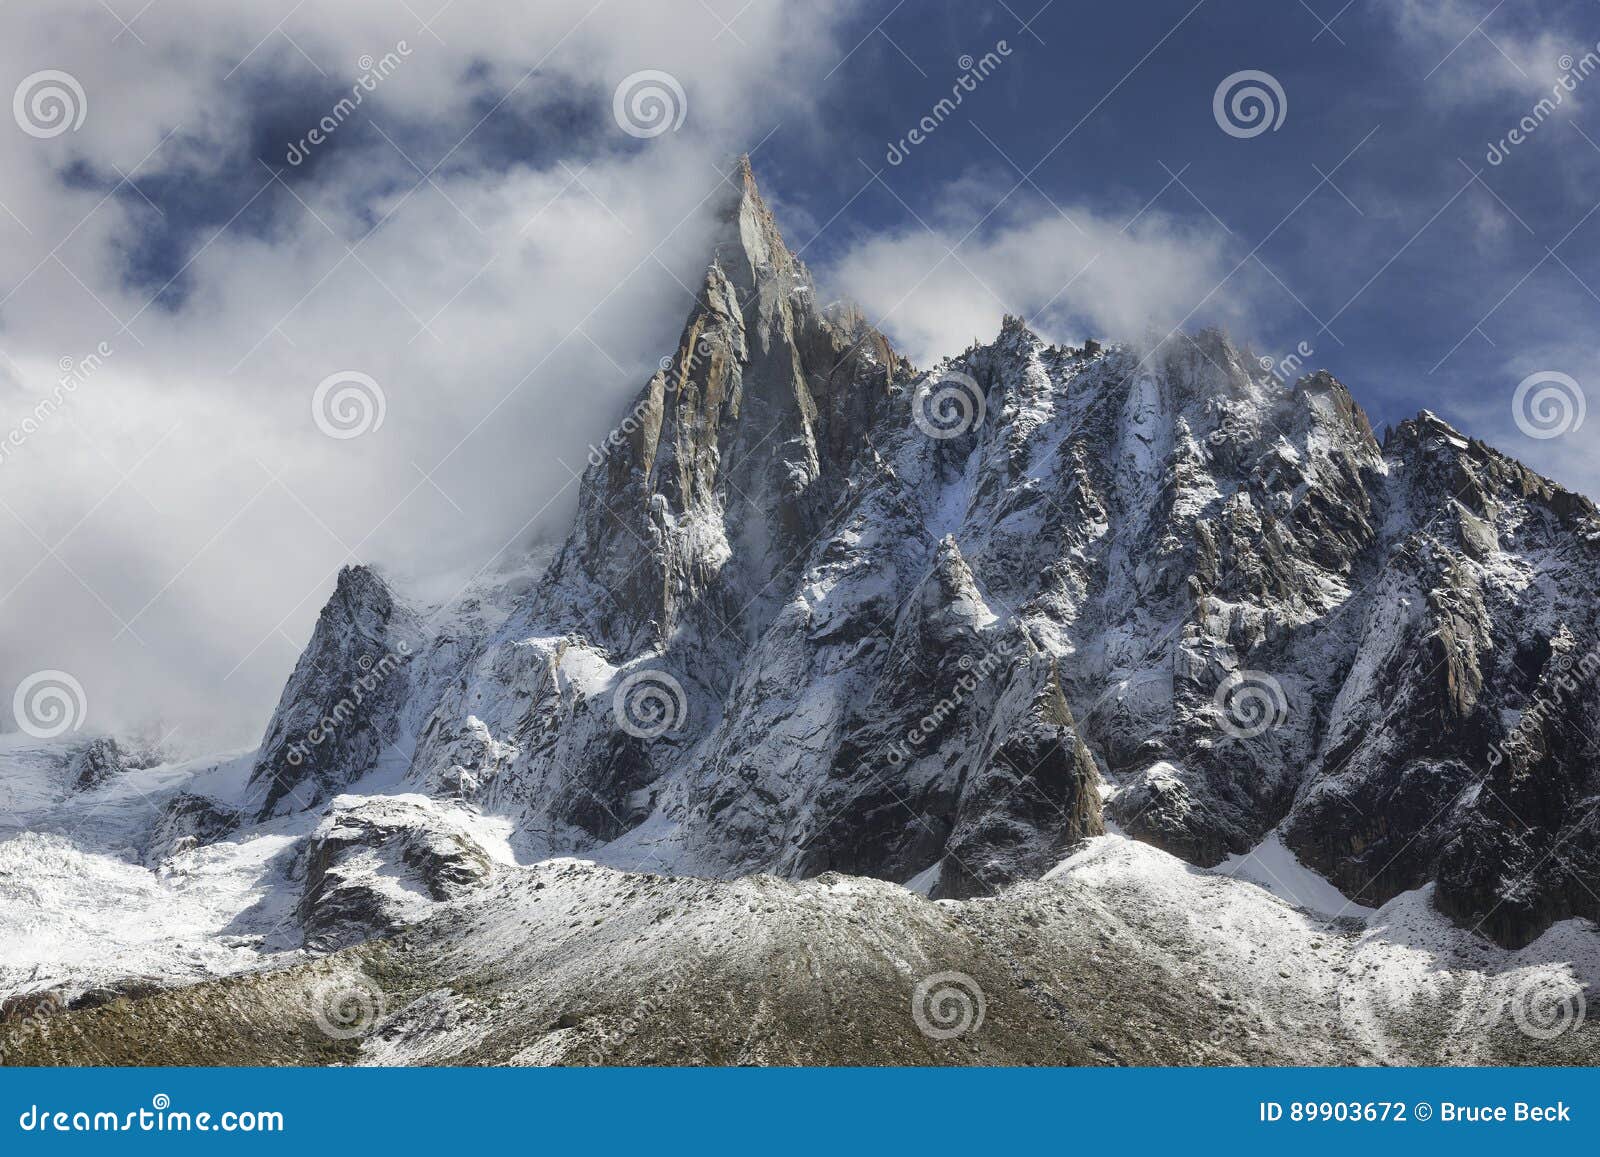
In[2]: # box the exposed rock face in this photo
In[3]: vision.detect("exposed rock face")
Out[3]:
[298,796,494,952]
[67,737,162,793]
[67,739,127,793]
[248,565,422,821]
[1432,630,1600,947]
[241,160,1600,949]
[1278,415,1600,934]
[145,792,242,864]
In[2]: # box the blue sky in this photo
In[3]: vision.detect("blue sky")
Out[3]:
[0,0,1595,743]
[751,0,1600,483]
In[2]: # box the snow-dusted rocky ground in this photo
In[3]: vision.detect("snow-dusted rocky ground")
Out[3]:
[4,158,1597,1065]
[5,824,1595,1065]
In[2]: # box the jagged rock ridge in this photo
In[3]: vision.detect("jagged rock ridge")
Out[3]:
[242,159,1600,949]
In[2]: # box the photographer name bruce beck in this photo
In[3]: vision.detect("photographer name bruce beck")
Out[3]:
[1258,1100,1573,1124]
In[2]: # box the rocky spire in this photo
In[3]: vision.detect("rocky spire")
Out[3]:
[250,168,1599,953]
[246,566,420,821]
[535,156,912,670]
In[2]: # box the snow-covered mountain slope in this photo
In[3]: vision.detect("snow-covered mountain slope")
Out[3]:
[6,833,1594,1066]
[3,158,1596,1063]
[253,159,1593,937]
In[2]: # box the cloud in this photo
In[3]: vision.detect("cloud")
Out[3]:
[0,0,857,749]
[824,174,1245,367]
[1387,0,1582,107]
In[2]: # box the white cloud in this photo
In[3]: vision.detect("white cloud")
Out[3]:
[824,176,1244,368]
[1389,0,1581,107]
[0,0,856,748]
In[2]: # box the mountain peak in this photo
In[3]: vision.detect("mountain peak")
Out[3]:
[529,153,910,660]
[707,155,804,303]
[262,168,1598,959]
